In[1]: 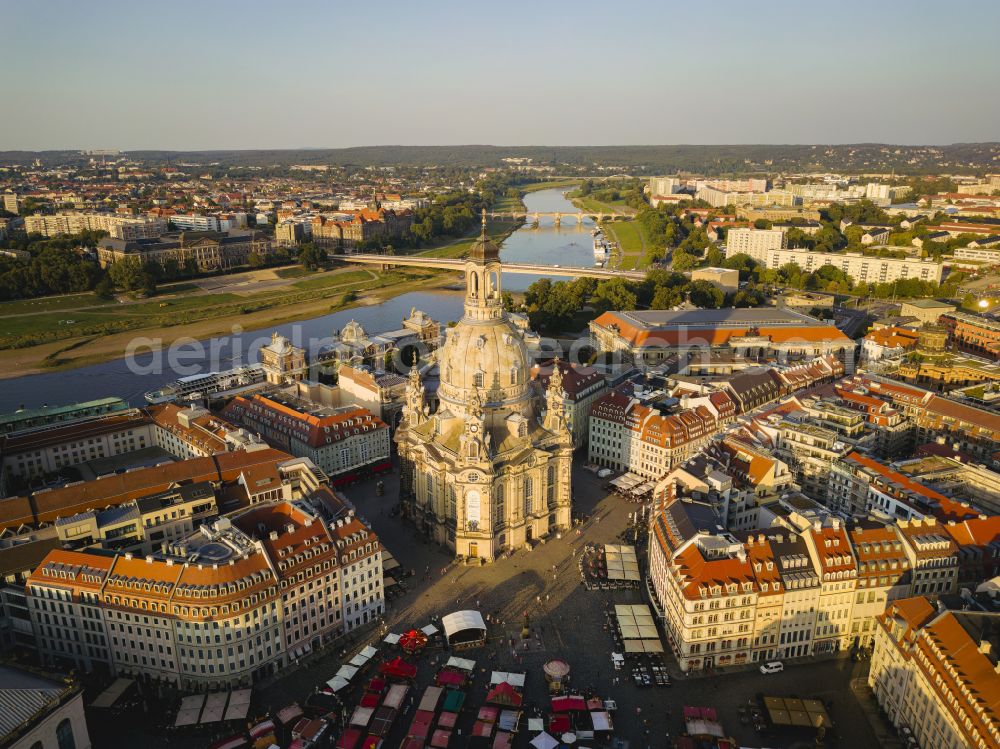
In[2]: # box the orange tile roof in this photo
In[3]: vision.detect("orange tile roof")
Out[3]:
[592,311,851,348]
[1,449,293,530]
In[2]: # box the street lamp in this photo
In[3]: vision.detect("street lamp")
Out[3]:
[979,299,990,310]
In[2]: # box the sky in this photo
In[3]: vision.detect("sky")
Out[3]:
[5,0,1000,150]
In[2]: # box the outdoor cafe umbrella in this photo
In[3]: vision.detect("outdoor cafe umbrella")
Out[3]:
[562,734,578,745]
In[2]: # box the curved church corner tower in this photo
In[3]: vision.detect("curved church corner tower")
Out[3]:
[395,211,573,561]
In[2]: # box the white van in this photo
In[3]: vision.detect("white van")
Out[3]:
[759,661,784,674]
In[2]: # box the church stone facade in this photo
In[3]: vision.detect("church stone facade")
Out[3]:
[395,215,573,561]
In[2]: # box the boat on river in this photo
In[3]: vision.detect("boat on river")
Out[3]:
[144,363,266,405]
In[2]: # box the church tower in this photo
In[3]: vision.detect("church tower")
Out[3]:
[463,209,503,322]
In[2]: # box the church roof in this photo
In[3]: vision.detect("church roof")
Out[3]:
[468,210,500,262]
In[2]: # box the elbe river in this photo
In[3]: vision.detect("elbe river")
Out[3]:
[0,189,598,411]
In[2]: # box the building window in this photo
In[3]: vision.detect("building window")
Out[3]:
[57,718,76,749]
[523,476,533,516]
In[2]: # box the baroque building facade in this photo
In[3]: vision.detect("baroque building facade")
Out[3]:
[395,215,572,561]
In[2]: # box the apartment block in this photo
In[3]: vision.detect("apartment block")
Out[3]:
[725,243,944,285]
[24,212,167,239]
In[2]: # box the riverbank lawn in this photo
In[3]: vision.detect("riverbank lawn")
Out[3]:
[601,219,651,271]
[417,219,520,259]
[0,268,400,350]
[571,195,631,213]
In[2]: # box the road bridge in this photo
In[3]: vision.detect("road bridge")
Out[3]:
[487,209,634,224]
[334,254,647,281]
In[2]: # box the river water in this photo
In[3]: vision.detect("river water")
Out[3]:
[0,188,592,410]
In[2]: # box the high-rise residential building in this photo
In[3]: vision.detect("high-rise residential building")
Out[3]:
[724,243,944,285]
[24,212,167,239]
[649,177,680,196]
[2,191,19,214]
[725,227,787,255]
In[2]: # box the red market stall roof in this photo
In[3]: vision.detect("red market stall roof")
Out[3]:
[336,728,363,749]
[408,718,432,740]
[361,739,382,749]
[402,740,424,749]
[431,729,452,748]
[380,657,417,680]
[551,696,587,712]
[249,720,276,739]
[549,714,571,734]
[360,693,380,708]
[276,704,304,726]
[367,678,386,693]
[477,706,499,723]
[493,732,513,749]
[414,709,436,725]
[436,670,465,687]
[472,720,494,737]
[486,682,522,707]
[437,711,458,729]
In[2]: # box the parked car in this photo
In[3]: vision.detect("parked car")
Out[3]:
[759,660,784,674]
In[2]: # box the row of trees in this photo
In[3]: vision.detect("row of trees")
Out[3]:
[519,268,766,333]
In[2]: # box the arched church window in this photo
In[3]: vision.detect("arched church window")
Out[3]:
[57,719,76,749]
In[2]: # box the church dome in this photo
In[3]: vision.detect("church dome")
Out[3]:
[437,315,530,410]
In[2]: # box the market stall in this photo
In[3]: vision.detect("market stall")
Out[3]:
[441,610,487,648]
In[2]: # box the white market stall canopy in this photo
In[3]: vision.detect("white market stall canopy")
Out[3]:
[384,633,401,644]
[421,623,440,636]
[326,676,350,693]
[490,671,526,688]
[360,645,379,659]
[336,664,359,680]
[446,656,476,671]
[224,689,253,720]
[200,692,228,724]
[441,610,486,645]
[173,708,201,727]
[349,653,370,668]
[91,678,135,709]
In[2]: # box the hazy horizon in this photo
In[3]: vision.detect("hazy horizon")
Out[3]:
[7,0,1000,151]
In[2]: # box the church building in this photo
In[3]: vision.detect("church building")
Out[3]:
[395,213,573,561]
